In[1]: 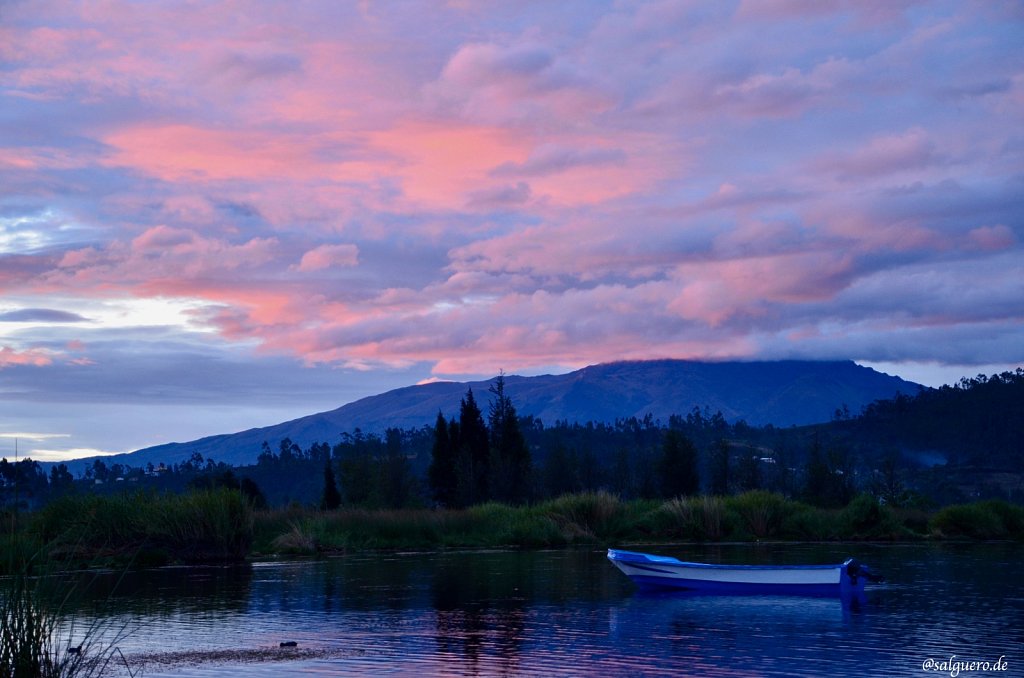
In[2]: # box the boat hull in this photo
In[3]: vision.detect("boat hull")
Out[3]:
[607,549,867,595]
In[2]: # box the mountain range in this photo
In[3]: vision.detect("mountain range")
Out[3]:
[71,359,919,470]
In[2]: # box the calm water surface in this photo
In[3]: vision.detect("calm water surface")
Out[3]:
[70,543,1022,676]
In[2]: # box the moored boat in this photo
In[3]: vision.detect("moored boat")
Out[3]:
[607,549,881,595]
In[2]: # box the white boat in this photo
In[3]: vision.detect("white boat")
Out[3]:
[607,549,881,595]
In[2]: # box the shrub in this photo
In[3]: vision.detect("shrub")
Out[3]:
[780,505,839,541]
[271,521,319,554]
[977,500,1024,539]
[894,507,930,537]
[541,492,624,541]
[659,496,727,540]
[930,503,1006,539]
[659,496,699,539]
[727,491,789,539]
[841,494,905,539]
[930,500,1024,540]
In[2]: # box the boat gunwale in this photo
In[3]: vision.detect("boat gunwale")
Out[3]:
[607,549,850,571]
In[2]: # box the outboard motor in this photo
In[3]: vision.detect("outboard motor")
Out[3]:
[846,559,885,586]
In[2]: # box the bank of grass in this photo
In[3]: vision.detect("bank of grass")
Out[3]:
[253,492,667,554]
[9,491,1022,566]
[252,491,1024,556]
[15,488,254,571]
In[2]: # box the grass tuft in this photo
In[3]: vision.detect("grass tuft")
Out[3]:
[929,500,1024,540]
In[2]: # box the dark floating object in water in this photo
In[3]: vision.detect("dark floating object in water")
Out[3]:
[67,645,82,655]
[280,641,298,648]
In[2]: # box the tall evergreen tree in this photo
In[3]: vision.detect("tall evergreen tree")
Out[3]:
[542,442,578,499]
[488,375,532,504]
[659,429,699,498]
[339,438,376,506]
[802,436,832,507]
[710,438,731,496]
[428,411,458,507]
[736,452,762,492]
[459,388,490,505]
[320,461,341,510]
[610,446,634,498]
[380,427,414,508]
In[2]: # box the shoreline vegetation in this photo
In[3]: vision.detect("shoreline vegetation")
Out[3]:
[3,489,1022,573]
[3,489,1021,676]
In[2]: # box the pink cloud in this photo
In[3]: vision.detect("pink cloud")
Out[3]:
[735,0,922,28]
[710,57,860,118]
[102,125,359,182]
[2,0,1021,387]
[967,224,1016,251]
[0,346,54,368]
[667,251,857,327]
[131,225,195,251]
[427,39,612,125]
[491,145,626,178]
[297,244,360,271]
[48,228,281,293]
[441,42,555,88]
[818,128,945,180]
[368,121,530,207]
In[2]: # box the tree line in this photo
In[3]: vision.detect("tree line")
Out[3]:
[4,368,1021,512]
[427,376,532,507]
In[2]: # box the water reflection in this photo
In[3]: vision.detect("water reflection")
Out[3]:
[432,554,528,673]
[51,544,1024,677]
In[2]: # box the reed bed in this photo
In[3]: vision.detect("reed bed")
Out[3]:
[253,490,962,555]
[3,523,136,676]
[29,489,254,567]
[9,491,1021,568]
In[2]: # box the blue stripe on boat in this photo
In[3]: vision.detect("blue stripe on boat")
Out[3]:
[627,575,841,595]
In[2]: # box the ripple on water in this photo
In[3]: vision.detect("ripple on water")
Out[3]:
[69,544,1024,677]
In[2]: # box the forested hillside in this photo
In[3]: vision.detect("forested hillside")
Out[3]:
[840,370,1024,470]
[80,359,916,469]
[4,370,1021,511]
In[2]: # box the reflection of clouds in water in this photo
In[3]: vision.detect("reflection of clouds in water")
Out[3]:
[55,546,1024,676]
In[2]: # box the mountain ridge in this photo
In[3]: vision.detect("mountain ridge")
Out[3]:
[60,359,920,470]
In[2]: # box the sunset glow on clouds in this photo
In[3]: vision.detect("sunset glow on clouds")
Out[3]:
[1,0,1022,459]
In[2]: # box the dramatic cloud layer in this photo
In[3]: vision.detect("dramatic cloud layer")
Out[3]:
[1,0,1022,459]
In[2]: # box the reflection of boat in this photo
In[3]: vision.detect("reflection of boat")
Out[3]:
[607,549,881,595]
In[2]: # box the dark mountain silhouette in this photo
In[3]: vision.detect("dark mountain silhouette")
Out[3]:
[67,359,918,470]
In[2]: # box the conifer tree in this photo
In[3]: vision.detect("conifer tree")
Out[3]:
[488,374,532,504]
[659,429,699,498]
[320,461,341,510]
[710,438,731,496]
[459,388,490,505]
[803,435,832,507]
[428,410,458,507]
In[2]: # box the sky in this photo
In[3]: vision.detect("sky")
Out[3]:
[1,0,1022,462]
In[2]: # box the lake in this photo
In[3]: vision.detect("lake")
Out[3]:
[67,543,1021,676]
